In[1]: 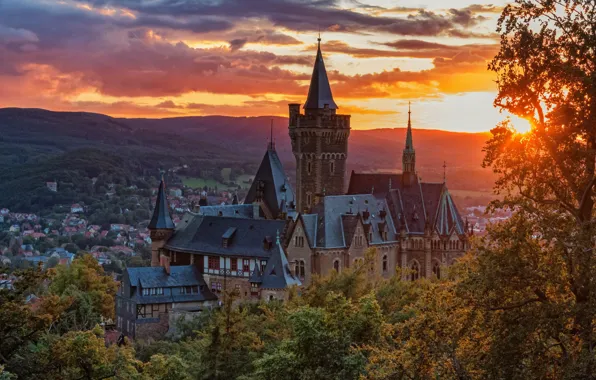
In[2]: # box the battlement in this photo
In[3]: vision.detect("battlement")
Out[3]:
[288,104,351,130]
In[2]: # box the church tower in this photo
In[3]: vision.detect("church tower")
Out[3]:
[148,178,175,267]
[289,39,351,212]
[402,103,416,186]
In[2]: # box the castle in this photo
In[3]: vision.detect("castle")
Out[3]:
[116,40,469,338]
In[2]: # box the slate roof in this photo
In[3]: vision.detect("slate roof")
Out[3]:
[304,40,338,110]
[261,235,301,289]
[346,171,402,199]
[244,148,295,219]
[166,214,289,258]
[124,265,217,304]
[198,204,253,218]
[148,179,175,229]
[303,194,397,248]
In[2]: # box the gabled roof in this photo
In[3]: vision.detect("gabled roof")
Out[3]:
[341,214,361,247]
[123,265,217,304]
[244,148,295,218]
[304,40,338,110]
[148,179,175,229]
[127,265,203,288]
[347,171,402,199]
[305,194,397,248]
[261,234,301,289]
[166,214,288,258]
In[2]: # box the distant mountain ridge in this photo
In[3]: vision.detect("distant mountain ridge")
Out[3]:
[0,108,495,192]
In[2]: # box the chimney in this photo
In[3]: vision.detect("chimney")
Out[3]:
[160,254,171,275]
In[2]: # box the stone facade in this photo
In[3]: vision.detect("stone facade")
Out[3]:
[289,104,350,212]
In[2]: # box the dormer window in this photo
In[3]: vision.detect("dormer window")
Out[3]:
[222,227,237,248]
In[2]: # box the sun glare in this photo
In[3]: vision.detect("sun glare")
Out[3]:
[510,115,532,134]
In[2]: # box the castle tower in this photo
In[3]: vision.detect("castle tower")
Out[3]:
[289,38,351,212]
[402,103,416,187]
[148,178,175,267]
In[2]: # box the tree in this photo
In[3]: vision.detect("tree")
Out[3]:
[0,268,70,369]
[50,255,118,322]
[471,0,596,376]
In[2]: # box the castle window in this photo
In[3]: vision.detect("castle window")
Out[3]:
[295,260,306,279]
[410,261,420,281]
[208,256,220,270]
[333,259,340,272]
[230,259,238,271]
[369,232,373,242]
[306,193,312,206]
[307,161,312,174]
[432,261,441,279]
[260,260,267,272]
[243,259,250,273]
[382,255,388,272]
[330,161,335,174]
[295,235,305,247]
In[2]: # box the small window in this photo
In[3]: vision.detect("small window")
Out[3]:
[295,260,305,278]
[382,255,388,272]
[432,261,441,279]
[307,161,312,174]
[260,260,267,272]
[330,161,335,174]
[333,259,340,272]
[208,256,220,270]
[231,259,238,271]
[243,259,250,272]
[306,193,312,206]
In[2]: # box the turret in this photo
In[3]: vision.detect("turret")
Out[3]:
[148,178,175,267]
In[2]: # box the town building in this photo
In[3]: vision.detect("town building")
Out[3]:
[116,261,218,339]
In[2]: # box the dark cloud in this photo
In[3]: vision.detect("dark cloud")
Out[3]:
[229,38,248,51]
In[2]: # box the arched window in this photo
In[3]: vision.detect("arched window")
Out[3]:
[382,255,388,272]
[307,161,312,174]
[432,261,441,279]
[410,261,420,281]
[333,259,340,272]
[330,161,335,174]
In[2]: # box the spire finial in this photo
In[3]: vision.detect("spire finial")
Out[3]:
[268,119,275,150]
[408,101,411,127]
[443,161,447,183]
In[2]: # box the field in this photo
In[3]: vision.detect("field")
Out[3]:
[181,175,254,190]
[181,177,229,189]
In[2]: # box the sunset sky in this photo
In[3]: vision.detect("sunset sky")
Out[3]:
[0,0,527,132]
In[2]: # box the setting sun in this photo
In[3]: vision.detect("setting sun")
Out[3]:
[509,115,533,134]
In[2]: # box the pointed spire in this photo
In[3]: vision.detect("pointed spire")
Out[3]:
[268,118,275,151]
[148,177,175,230]
[405,102,414,151]
[443,161,447,183]
[304,38,338,110]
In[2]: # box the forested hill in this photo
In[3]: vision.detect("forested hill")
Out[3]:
[0,108,495,207]
[0,108,238,170]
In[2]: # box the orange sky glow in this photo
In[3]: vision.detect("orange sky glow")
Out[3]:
[0,0,525,132]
